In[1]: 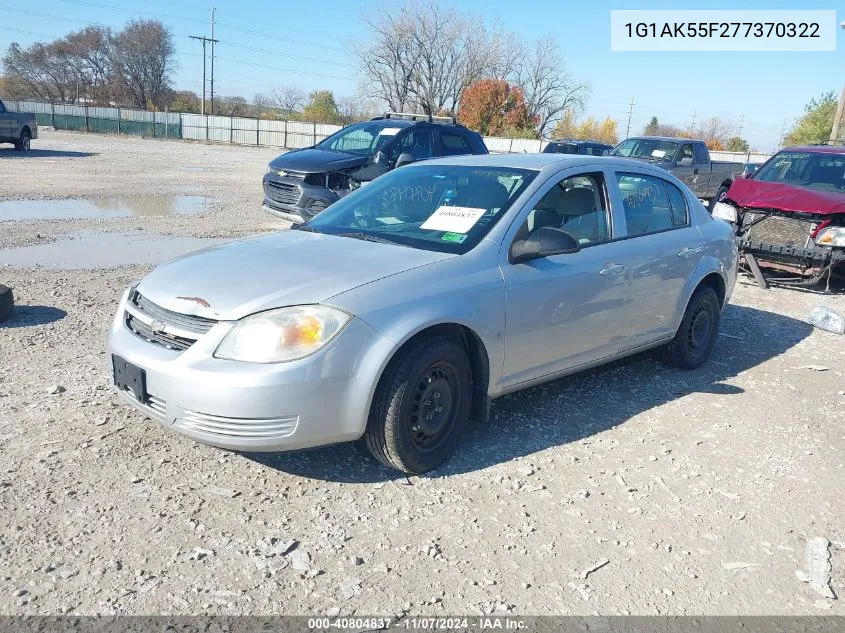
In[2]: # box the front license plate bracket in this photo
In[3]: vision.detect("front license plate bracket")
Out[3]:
[112,355,147,403]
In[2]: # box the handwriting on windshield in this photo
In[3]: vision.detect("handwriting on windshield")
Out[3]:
[379,185,437,212]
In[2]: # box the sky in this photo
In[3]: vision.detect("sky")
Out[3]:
[0,0,842,152]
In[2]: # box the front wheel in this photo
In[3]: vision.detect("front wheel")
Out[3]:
[14,130,31,152]
[662,286,720,369]
[708,185,729,213]
[364,335,472,474]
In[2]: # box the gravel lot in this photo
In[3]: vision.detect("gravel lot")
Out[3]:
[1,130,843,616]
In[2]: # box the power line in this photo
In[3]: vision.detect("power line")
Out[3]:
[218,41,354,69]
[57,0,206,24]
[213,56,353,82]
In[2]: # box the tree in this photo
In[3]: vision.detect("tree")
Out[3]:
[352,0,509,115]
[725,136,749,152]
[106,20,175,108]
[595,117,618,146]
[643,116,659,135]
[512,35,588,136]
[784,91,838,146]
[302,90,342,124]
[458,79,534,137]
[694,117,734,149]
[169,90,200,113]
[550,110,577,139]
[271,85,305,118]
[551,112,617,145]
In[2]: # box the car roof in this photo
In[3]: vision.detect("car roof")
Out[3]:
[783,145,845,155]
[548,139,611,146]
[625,136,697,143]
[409,152,664,172]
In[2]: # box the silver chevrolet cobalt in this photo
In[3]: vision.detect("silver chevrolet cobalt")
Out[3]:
[107,154,737,474]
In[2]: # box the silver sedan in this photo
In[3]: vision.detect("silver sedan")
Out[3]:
[107,154,737,474]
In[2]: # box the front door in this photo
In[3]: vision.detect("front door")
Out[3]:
[0,100,10,140]
[611,170,704,346]
[501,169,630,387]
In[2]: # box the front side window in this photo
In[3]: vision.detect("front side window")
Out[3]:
[439,132,471,156]
[679,144,694,162]
[522,172,610,246]
[389,129,433,162]
[617,173,688,236]
[305,164,536,254]
[317,122,405,156]
[611,138,678,163]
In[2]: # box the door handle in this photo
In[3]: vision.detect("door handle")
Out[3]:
[678,246,703,258]
[599,264,625,276]
[693,168,699,175]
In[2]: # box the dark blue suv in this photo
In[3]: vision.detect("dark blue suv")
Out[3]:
[263,113,488,223]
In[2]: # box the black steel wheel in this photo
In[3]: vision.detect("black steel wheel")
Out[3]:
[365,335,472,474]
[14,130,31,152]
[662,286,720,369]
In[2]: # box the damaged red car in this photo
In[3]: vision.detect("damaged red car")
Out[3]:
[711,145,845,288]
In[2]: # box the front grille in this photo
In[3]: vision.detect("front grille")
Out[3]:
[742,212,819,249]
[147,394,167,417]
[126,314,194,351]
[126,291,217,351]
[266,180,302,205]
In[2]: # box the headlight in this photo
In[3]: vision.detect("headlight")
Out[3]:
[815,226,845,247]
[266,166,276,175]
[214,306,351,363]
[712,202,738,224]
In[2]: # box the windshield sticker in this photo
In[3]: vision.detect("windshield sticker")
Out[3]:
[651,149,666,158]
[378,127,401,136]
[420,206,486,233]
[441,232,468,244]
[376,216,403,225]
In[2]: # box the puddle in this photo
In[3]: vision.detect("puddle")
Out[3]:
[0,230,228,269]
[0,196,211,221]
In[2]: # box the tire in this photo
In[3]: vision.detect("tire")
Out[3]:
[662,286,720,370]
[364,335,473,474]
[708,185,729,213]
[14,130,31,152]
[0,285,14,322]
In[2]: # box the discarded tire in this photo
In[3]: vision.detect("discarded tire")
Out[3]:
[0,285,14,322]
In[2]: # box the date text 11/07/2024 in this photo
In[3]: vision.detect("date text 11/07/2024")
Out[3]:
[307,617,529,630]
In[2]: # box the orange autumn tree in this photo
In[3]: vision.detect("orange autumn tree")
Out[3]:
[458,79,537,137]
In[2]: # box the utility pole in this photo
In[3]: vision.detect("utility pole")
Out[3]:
[688,110,697,135]
[625,98,635,137]
[210,7,216,116]
[189,35,213,115]
[737,115,744,138]
[778,120,789,149]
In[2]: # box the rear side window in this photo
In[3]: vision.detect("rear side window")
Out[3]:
[693,143,709,164]
[440,131,472,156]
[617,173,688,236]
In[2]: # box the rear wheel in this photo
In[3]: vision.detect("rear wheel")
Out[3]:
[14,130,31,152]
[708,185,729,212]
[662,286,720,369]
[364,335,472,474]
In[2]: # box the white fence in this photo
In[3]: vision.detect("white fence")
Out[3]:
[4,100,771,162]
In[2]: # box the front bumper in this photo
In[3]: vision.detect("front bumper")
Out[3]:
[106,291,395,452]
[262,174,341,222]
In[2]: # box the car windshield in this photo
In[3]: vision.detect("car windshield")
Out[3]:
[303,164,536,254]
[754,151,845,193]
[316,122,405,156]
[612,138,678,163]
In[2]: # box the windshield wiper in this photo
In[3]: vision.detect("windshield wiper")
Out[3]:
[292,224,319,232]
[335,232,400,245]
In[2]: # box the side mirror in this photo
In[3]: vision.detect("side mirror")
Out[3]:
[678,156,694,168]
[395,152,415,168]
[510,227,581,264]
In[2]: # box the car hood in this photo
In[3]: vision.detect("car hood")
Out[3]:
[726,178,845,215]
[136,231,453,321]
[269,148,369,173]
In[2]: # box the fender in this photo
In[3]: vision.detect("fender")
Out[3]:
[672,254,729,333]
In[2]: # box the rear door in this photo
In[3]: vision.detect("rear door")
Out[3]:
[609,169,704,348]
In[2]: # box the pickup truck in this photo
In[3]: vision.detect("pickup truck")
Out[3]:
[612,136,743,205]
[0,98,37,151]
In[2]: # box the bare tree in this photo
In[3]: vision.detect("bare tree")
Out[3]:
[253,92,272,118]
[62,26,112,103]
[351,5,420,112]
[107,20,175,108]
[3,42,76,102]
[513,35,589,136]
[695,117,735,144]
[271,85,305,117]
